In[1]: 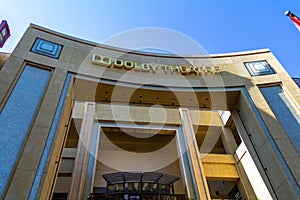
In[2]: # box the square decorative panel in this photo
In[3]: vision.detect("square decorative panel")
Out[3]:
[244,60,275,76]
[31,38,63,59]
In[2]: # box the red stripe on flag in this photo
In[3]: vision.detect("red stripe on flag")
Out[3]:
[286,11,300,31]
[290,16,300,31]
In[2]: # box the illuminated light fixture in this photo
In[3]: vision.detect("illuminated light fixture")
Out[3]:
[0,20,11,48]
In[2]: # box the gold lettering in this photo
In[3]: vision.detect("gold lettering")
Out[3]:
[189,67,200,75]
[141,63,151,72]
[134,62,142,71]
[202,66,213,74]
[91,54,222,75]
[161,65,169,74]
[124,61,134,70]
[149,64,158,72]
[213,66,221,74]
[179,66,191,75]
[92,54,112,67]
[198,67,205,74]
[114,59,123,68]
[170,66,180,74]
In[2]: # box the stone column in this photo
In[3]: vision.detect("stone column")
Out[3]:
[69,102,95,200]
[178,108,210,200]
[231,109,275,200]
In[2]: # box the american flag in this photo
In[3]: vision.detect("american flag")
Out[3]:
[285,10,300,31]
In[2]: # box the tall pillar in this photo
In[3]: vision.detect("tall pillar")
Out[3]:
[82,123,101,199]
[231,109,275,200]
[69,102,95,200]
[178,108,210,200]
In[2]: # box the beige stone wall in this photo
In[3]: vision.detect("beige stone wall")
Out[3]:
[0,52,10,70]
[72,103,224,127]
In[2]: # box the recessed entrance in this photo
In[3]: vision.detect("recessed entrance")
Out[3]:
[92,126,185,199]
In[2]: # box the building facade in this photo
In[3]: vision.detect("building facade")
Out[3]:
[0,24,300,200]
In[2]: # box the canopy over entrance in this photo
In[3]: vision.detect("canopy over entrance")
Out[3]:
[103,172,179,185]
[88,172,185,200]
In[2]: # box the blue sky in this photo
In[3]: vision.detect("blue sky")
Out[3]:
[2,0,300,77]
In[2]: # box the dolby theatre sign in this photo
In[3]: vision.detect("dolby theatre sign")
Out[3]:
[92,54,221,75]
